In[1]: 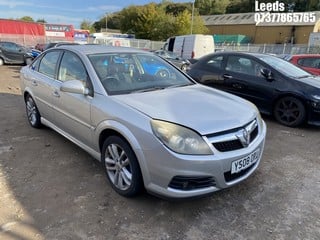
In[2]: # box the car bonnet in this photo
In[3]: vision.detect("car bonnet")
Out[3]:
[113,84,258,135]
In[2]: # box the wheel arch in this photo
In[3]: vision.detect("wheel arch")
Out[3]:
[272,92,308,112]
[272,92,308,123]
[97,121,149,184]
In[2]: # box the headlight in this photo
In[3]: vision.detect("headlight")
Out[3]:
[256,111,263,128]
[311,95,320,109]
[312,95,320,101]
[151,120,213,155]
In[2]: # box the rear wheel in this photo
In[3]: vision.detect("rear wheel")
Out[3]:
[273,96,306,127]
[101,136,143,197]
[25,95,41,128]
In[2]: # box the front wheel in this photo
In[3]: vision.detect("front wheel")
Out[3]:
[101,136,143,197]
[25,95,42,128]
[273,96,306,127]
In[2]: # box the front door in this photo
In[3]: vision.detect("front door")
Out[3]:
[51,50,94,148]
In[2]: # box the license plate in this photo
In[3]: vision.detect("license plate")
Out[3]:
[231,148,260,174]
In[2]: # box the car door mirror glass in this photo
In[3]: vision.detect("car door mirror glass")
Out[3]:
[261,68,273,80]
[60,80,89,95]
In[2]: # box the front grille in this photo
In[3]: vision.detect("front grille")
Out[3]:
[168,176,216,190]
[250,125,258,140]
[213,139,243,152]
[224,164,255,182]
[211,121,259,152]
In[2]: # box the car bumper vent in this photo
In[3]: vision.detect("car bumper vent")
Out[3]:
[168,176,216,190]
[224,164,256,182]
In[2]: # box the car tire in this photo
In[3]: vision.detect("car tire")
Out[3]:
[101,136,143,197]
[180,64,188,71]
[273,96,306,127]
[25,95,42,128]
[0,58,4,66]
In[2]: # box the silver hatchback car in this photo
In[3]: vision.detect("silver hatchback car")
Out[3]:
[20,45,266,199]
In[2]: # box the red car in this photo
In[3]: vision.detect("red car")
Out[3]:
[284,54,320,75]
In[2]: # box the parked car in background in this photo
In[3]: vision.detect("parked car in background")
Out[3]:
[281,54,320,75]
[44,42,79,51]
[187,51,320,127]
[164,34,215,59]
[0,41,33,65]
[20,45,266,199]
[154,50,191,71]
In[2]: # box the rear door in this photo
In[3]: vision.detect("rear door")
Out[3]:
[25,50,61,121]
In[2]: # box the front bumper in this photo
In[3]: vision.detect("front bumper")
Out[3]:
[140,120,267,199]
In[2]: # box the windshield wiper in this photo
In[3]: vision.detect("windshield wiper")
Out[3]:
[165,83,193,89]
[130,86,166,93]
[297,75,312,79]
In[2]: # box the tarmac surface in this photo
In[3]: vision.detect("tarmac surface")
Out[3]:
[0,65,319,240]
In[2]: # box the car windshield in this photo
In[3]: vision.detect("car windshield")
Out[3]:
[88,53,193,95]
[257,55,312,78]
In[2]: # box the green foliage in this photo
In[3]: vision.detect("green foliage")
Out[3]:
[196,0,230,15]
[118,2,208,41]
[80,20,95,33]
[36,18,46,23]
[19,16,34,22]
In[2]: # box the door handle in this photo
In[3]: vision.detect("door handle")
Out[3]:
[53,90,60,98]
[223,74,232,79]
[232,83,243,89]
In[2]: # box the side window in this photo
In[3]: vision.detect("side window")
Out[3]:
[226,56,264,77]
[58,51,88,82]
[206,56,223,69]
[297,58,320,68]
[2,42,18,52]
[39,51,61,78]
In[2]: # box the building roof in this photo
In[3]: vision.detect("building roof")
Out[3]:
[202,11,320,26]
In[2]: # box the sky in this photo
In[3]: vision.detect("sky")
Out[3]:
[0,0,191,29]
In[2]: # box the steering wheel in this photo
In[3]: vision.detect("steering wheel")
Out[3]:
[101,76,120,90]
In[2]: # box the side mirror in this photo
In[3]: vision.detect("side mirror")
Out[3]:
[260,68,273,80]
[60,80,89,95]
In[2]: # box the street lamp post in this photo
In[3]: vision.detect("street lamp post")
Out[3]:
[105,13,108,34]
[190,0,195,34]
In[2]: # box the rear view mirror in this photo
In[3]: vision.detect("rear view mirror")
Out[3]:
[60,80,89,95]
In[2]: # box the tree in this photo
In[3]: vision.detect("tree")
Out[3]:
[80,20,95,33]
[36,18,46,23]
[19,16,34,22]
[96,2,208,40]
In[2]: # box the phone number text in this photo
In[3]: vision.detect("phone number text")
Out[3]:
[255,12,316,25]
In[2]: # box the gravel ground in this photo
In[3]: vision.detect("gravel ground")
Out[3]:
[0,65,319,240]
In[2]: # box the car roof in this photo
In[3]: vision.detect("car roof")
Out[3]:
[55,44,151,55]
[202,51,273,59]
[291,54,320,58]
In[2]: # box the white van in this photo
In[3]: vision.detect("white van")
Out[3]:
[164,34,215,59]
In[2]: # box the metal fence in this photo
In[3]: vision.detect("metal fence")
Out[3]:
[216,43,320,55]
[2,33,320,55]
